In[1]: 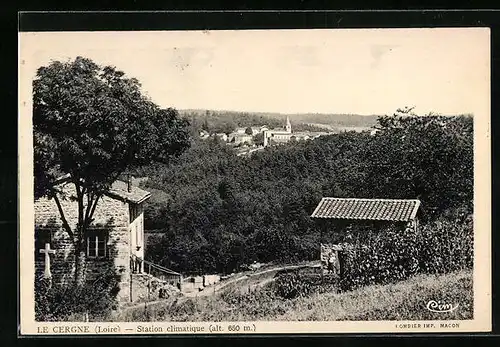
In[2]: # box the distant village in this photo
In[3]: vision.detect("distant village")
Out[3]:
[198,116,333,156]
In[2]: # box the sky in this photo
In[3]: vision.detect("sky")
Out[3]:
[20,28,490,116]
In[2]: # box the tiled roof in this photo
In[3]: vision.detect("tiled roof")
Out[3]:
[107,180,151,204]
[311,198,420,222]
[51,175,151,204]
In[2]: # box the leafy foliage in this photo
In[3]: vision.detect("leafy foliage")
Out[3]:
[34,56,190,198]
[274,271,338,299]
[417,205,473,274]
[141,110,473,276]
[181,110,284,135]
[35,270,121,321]
[322,206,473,292]
[337,225,420,291]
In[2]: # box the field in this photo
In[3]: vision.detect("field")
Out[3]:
[117,270,472,322]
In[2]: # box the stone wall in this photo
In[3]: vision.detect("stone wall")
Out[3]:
[130,273,180,302]
[34,181,132,302]
[182,274,221,293]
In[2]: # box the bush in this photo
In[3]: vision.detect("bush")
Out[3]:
[275,272,312,299]
[418,206,473,274]
[339,225,420,291]
[35,270,121,321]
[274,270,339,299]
[337,206,473,292]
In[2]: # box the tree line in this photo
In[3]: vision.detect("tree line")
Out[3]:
[181,110,376,135]
[139,108,473,275]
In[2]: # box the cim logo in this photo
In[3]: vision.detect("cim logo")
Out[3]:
[426,300,459,313]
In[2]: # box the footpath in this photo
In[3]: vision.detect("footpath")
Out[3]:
[120,260,320,314]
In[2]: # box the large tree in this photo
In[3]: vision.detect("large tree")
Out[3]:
[33,56,190,286]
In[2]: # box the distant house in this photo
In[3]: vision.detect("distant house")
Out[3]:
[35,177,151,302]
[229,133,254,145]
[228,126,267,144]
[250,127,263,135]
[291,133,309,141]
[311,198,421,274]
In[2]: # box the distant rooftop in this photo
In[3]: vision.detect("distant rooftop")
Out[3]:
[311,198,421,222]
[108,180,151,205]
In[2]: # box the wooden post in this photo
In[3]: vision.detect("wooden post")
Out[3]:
[320,220,325,284]
[130,256,133,302]
[148,277,151,302]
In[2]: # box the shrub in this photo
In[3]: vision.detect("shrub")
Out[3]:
[417,207,473,274]
[339,225,420,291]
[335,206,473,292]
[35,269,121,321]
[275,272,311,299]
[274,270,339,299]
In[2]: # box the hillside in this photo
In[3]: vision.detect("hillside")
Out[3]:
[138,114,473,276]
[179,109,380,129]
[118,270,472,322]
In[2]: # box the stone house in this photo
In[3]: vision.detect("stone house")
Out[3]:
[34,177,151,302]
[310,197,421,275]
[232,134,254,145]
[250,127,263,135]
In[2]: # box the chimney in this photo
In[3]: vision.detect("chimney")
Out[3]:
[127,174,132,193]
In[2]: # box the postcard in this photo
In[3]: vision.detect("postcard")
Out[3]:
[18,28,491,335]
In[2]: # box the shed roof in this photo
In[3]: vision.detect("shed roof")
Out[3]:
[311,198,420,222]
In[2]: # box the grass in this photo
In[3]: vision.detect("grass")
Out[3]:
[117,269,472,322]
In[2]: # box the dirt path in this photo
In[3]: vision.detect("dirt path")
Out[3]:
[120,261,320,313]
[188,261,320,297]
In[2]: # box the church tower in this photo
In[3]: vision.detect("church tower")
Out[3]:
[285,116,292,133]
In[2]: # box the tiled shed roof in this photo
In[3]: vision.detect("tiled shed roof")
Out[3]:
[107,180,151,204]
[310,198,421,222]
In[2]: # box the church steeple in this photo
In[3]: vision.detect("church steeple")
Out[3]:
[285,116,292,133]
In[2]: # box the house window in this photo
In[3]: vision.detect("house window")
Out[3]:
[129,204,139,223]
[35,229,52,259]
[87,232,107,258]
